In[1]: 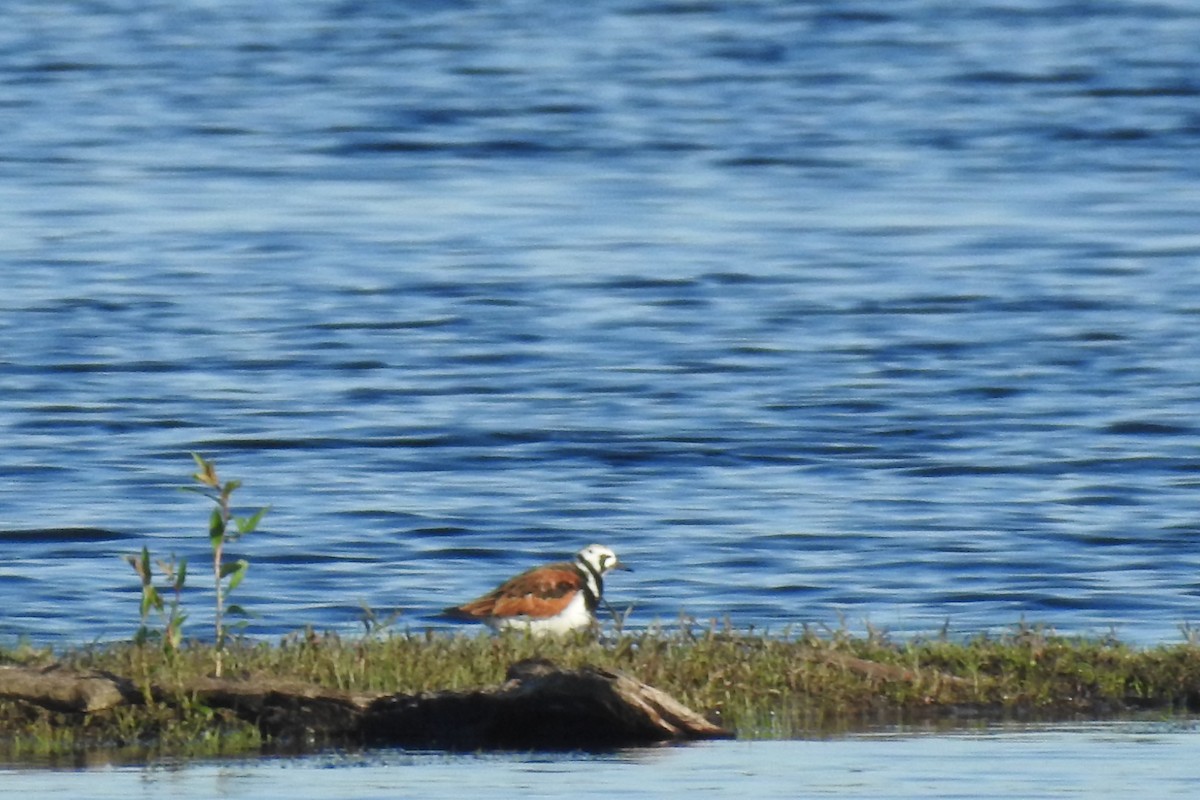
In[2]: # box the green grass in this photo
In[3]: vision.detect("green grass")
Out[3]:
[3,622,1199,762]
[0,679,262,766]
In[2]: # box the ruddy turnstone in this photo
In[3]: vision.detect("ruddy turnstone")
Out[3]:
[442,544,630,635]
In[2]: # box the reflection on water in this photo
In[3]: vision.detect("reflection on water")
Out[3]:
[2,721,1197,799]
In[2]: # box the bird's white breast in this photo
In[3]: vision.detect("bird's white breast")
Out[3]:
[485,590,593,635]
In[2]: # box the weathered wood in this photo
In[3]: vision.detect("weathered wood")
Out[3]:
[0,664,132,713]
[360,659,733,749]
[180,676,377,743]
[0,659,732,749]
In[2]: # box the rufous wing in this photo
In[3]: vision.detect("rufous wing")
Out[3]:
[446,562,582,620]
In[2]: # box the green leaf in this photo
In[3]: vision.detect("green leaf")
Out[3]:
[176,558,188,589]
[130,546,156,585]
[235,506,270,535]
[226,604,248,618]
[141,585,163,618]
[225,559,249,593]
[209,507,226,546]
[191,452,220,488]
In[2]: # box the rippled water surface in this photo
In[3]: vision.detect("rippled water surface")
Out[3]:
[3,0,1200,648]
[3,721,1199,798]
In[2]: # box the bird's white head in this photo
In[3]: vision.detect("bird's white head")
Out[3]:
[575,544,629,576]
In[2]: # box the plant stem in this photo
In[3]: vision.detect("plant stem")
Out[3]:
[213,487,230,677]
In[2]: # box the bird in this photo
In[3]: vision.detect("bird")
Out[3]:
[441,544,630,635]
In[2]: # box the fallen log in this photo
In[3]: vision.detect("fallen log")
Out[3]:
[181,676,376,744]
[361,658,733,749]
[0,664,132,713]
[0,659,732,750]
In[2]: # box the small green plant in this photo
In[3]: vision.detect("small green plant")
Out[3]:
[186,453,269,677]
[124,546,188,655]
[359,601,401,639]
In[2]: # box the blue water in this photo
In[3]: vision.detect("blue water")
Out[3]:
[3,0,1200,652]
[3,721,1198,797]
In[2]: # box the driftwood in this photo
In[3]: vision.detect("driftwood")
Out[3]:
[361,659,731,748]
[0,659,732,750]
[0,664,131,713]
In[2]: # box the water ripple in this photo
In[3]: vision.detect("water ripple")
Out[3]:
[3,0,1200,648]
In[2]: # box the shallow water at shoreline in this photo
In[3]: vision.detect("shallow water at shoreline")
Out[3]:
[4,720,1198,798]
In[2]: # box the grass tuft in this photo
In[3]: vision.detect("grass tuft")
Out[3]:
[4,622,1200,763]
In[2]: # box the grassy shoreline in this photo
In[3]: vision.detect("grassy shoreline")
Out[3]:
[4,623,1200,763]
